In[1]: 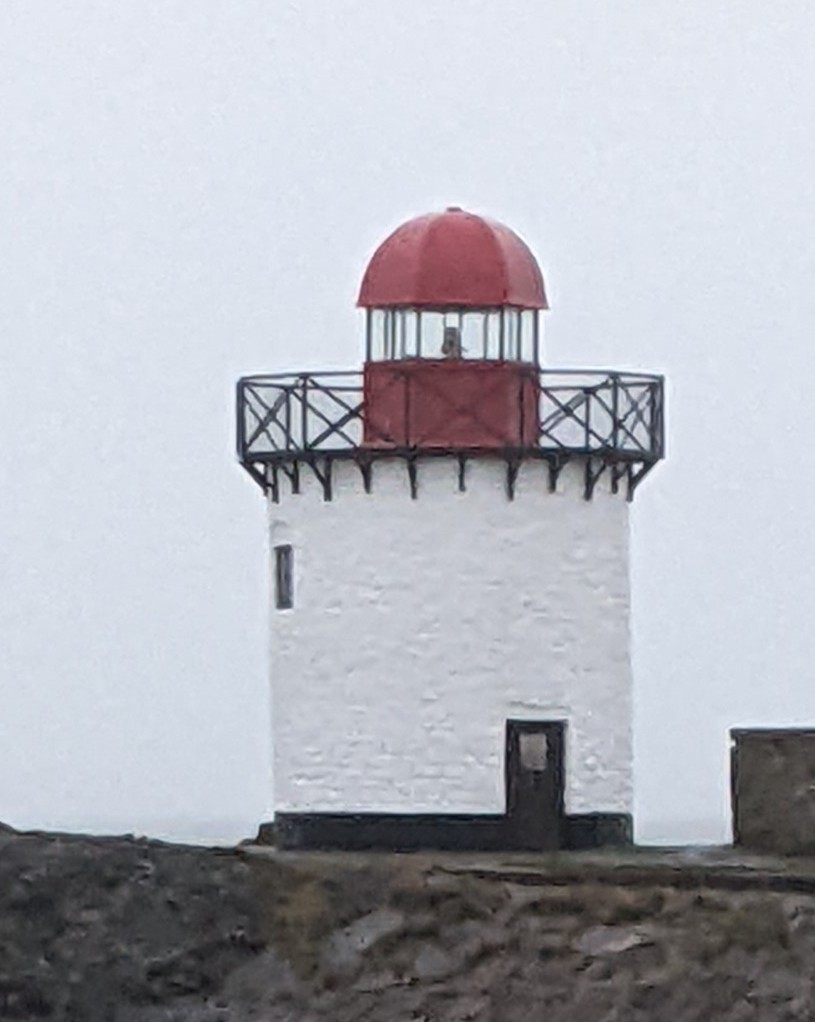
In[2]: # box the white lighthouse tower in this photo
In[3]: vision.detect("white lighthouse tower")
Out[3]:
[237,207,664,850]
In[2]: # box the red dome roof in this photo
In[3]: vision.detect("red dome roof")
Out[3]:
[357,207,548,310]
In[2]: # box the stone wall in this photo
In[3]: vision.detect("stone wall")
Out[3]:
[732,728,815,855]
[6,822,815,1020]
[270,457,632,819]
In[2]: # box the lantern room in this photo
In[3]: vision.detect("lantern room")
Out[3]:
[359,207,548,450]
[359,206,548,363]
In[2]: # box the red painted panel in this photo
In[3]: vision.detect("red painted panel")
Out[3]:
[358,207,548,310]
[363,360,540,450]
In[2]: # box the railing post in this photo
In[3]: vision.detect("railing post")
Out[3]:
[537,372,545,442]
[236,379,245,460]
[611,373,619,453]
[584,387,591,452]
[301,374,309,450]
[650,381,659,458]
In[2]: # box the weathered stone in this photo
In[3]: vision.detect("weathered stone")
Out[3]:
[575,924,654,956]
[5,825,815,1020]
[351,969,403,993]
[414,944,457,981]
[746,965,803,1004]
[220,947,303,1007]
[439,992,490,1021]
[321,907,405,974]
[537,930,570,957]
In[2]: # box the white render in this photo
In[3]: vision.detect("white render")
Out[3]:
[269,457,632,817]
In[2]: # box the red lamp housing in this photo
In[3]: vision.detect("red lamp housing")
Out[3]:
[359,207,547,451]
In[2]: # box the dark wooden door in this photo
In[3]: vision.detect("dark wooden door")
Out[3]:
[505,720,565,850]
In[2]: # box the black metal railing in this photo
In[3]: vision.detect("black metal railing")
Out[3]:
[238,368,664,462]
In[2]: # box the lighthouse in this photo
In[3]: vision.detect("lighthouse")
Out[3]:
[237,207,664,851]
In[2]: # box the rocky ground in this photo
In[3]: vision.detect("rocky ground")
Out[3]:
[4,821,815,1020]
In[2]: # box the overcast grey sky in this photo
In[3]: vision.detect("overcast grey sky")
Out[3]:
[2,1,814,844]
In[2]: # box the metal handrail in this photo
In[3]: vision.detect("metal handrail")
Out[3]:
[237,368,665,464]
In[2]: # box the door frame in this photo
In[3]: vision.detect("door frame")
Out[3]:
[504,718,566,850]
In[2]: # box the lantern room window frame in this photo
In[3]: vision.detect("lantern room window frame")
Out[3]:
[365,307,541,365]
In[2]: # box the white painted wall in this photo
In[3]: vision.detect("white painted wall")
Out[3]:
[268,457,632,817]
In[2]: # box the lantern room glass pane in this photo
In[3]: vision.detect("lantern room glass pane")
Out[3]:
[484,311,500,359]
[404,310,419,358]
[365,308,539,363]
[420,312,444,357]
[459,314,483,358]
[504,309,518,360]
[520,310,536,362]
[368,309,385,360]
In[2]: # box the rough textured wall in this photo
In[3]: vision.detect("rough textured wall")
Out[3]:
[269,457,631,817]
[6,824,815,1021]
[732,729,815,855]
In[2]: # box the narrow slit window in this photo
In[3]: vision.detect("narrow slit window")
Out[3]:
[274,544,293,609]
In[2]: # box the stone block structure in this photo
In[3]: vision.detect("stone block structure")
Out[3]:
[732,728,815,854]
